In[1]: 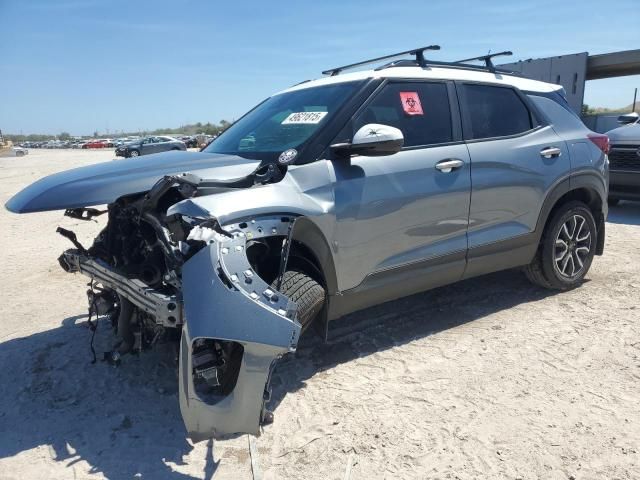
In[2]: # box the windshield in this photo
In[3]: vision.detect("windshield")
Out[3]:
[204,81,362,159]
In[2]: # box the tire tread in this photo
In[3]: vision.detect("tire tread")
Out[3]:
[272,270,325,331]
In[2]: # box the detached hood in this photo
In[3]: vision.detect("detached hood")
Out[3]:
[5,151,261,213]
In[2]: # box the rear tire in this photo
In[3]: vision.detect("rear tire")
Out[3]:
[272,270,325,331]
[524,201,597,290]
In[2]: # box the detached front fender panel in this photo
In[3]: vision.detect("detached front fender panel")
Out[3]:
[179,217,302,441]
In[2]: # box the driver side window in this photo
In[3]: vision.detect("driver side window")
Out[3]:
[355,82,453,148]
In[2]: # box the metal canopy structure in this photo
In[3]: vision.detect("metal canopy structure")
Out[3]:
[500,49,640,114]
[586,49,640,80]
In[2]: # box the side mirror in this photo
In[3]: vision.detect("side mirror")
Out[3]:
[617,112,639,125]
[331,123,404,157]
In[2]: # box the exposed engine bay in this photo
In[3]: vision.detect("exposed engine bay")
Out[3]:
[55,162,304,439]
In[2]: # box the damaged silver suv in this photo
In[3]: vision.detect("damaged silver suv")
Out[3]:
[6,46,609,441]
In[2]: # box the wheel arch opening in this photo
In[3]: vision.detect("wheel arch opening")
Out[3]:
[546,187,605,255]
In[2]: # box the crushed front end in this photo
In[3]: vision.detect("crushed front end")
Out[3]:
[56,173,302,440]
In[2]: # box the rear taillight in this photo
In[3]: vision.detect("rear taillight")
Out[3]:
[587,133,610,155]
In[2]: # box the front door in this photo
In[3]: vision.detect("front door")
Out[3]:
[331,80,471,302]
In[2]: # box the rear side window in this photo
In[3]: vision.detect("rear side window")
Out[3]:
[463,84,533,139]
[354,82,453,147]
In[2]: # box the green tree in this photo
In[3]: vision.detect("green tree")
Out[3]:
[59,132,71,140]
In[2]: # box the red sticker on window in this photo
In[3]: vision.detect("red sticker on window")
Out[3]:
[400,91,423,115]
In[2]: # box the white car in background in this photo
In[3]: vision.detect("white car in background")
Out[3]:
[2,146,29,157]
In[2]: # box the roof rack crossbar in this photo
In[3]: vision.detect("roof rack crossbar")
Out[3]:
[455,51,513,71]
[322,45,441,76]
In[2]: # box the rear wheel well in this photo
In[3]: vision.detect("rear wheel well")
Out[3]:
[544,187,604,254]
[549,188,601,216]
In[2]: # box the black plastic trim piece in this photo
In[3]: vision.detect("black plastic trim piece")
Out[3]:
[455,51,513,71]
[322,45,441,76]
[463,233,538,280]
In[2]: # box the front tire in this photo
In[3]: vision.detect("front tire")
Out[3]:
[271,270,325,332]
[524,201,597,290]
[129,149,140,158]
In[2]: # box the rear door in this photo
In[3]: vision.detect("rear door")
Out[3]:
[331,80,471,296]
[140,137,154,154]
[157,136,173,152]
[149,137,164,154]
[457,82,570,277]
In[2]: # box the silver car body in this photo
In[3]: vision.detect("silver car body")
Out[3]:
[5,64,608,439]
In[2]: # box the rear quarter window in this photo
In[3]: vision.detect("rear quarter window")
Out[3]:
[527,94,587,134]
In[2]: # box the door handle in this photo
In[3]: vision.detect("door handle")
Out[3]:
[540,147,562,159]
[435,159,464,173]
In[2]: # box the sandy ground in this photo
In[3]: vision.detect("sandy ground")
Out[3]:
[0,149,639,480]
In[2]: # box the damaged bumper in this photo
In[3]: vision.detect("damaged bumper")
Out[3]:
[59,250,183,327]
[61,217,301,440]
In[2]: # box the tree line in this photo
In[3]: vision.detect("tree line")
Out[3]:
[5,120,233,143]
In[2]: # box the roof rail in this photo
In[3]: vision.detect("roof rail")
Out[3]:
[456,51,513,71]
[322,45,441,76]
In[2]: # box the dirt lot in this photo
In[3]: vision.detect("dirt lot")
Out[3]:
[0,149,638,479]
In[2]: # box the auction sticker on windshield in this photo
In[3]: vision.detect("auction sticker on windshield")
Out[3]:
[281,111,328,124]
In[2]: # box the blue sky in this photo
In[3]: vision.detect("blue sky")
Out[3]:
[0,0,638,135]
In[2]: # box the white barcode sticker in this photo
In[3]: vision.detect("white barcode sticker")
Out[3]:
[281,111,328,124]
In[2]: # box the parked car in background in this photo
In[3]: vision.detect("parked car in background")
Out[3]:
[114,138,133,148]
[606,112,640,205]
[83,139,109,149]
[1,146,29,157]
[115,136,186,157]
[179,136,199,148]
